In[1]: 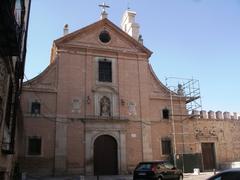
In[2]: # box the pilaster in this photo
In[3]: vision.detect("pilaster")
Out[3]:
[54,118,67,175]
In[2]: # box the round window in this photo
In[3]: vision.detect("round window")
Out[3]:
[99,30,111,43]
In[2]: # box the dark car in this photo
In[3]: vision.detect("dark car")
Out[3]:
[207,168,240,180]
[133,160,183,180]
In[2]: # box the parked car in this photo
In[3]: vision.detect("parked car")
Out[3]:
[207,168,240,180]
[133,160,183,180]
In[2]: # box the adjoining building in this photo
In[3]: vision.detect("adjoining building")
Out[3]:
[0,0,31,179]
[19,6,240,177]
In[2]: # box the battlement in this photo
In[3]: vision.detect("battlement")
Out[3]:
[191,110,240,120]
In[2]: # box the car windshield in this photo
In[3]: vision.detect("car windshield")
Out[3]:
[136,163,153,170]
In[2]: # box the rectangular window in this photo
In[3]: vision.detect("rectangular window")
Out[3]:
[161,139,172,155]
[99,60,112,82]
[28,137,41,155]
[162,109,170,119]
[31,102,40,114]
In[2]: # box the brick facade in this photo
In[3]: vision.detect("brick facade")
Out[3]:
[19,14,240,176]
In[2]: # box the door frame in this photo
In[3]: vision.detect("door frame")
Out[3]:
[85,130,127,175]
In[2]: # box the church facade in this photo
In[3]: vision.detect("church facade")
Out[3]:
[19,10,240,176]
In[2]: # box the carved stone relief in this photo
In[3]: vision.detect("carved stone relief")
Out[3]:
[128,101,136,116]
[72,98,81,113]
[194,126,218,139]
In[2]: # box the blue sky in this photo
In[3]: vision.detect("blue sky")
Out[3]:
[25,0,240,113]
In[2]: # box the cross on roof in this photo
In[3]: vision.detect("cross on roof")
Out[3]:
[99,2,110,13]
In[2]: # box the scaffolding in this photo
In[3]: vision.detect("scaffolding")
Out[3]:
[165,77,202,170]
[165,77,202,116]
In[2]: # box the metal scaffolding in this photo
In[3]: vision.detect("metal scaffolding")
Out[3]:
[165,77,202,170]
[165,77,202,116]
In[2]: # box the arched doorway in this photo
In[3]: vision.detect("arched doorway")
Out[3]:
[94,135,118,175]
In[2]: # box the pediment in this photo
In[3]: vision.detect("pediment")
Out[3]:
[54,18,152,56]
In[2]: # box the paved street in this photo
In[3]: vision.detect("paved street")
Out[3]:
[184,172,215,180]
[26,172,216,180]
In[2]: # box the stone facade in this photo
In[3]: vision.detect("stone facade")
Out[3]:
[19,10,240,176]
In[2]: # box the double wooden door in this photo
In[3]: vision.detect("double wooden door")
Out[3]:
[94,135,118,175]
[201,143,216,170]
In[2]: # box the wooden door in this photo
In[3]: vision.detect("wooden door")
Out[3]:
[94,135,118,175]
[201,143,216,171]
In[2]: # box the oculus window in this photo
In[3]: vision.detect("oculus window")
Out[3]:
[99,30,111,43]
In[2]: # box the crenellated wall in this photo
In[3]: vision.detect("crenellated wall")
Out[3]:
[192,110,240,120]
[184,110,240,170]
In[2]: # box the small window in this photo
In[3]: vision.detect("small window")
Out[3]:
[99,60,112,82]
[162,109,170,119]
[28,137,41,155]
[161,139,172,155]
[31,101,40,114]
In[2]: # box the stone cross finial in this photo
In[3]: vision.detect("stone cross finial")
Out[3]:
[99,2,110,13]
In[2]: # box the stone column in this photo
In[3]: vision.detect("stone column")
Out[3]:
[54,118,67,175]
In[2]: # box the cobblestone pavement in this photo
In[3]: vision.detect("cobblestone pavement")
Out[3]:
[26,172,216,180]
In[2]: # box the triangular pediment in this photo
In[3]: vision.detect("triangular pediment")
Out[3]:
[54,18,152,56]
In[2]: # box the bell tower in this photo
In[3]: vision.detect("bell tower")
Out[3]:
[121,10,140,41]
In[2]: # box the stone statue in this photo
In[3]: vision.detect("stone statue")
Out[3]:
[100,96,110,116]
[177,84,184,96]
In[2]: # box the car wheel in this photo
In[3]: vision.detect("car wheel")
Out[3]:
[178,175,183,180]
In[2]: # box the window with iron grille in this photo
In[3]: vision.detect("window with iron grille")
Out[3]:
[28,137,41,155]
[161,139,172,155]
[31,101,40,114]
[98,60,112,82]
